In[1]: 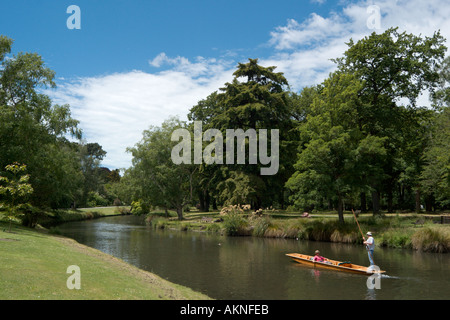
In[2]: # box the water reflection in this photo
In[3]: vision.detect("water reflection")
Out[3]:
[58,216,450,300]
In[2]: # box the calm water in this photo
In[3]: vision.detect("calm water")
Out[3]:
[57,215,450,300]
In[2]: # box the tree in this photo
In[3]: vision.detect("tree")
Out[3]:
[0,163,33,231]
[188,58,296,209]
[286,72,387,222]
[127,117,197,220]
[0,35,83,210]
[78,142,107,206]
[334,27,447,214]
[420,107,450,208]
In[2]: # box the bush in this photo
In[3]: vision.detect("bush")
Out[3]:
[223,211,249,236]
[379,229,413,249]
[411,227,450,253]
[87,191,108,207]
[205,223,221,233]
[130,200,149,216]
[252,216,271,237]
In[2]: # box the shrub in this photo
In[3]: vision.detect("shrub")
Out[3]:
[130,200,149,216]
[252,216,271,237]
[223,211,249,236]
[411,227,450,253]
[87,191,108,207]
[151,218,168,230]
[303,219,335,241]
[379,229,413,249]
[205,223,221,233]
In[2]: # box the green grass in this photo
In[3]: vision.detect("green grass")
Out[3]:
[33,206,130,227]
[0,221,211,300]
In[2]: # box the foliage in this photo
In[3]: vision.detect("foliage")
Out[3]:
[2,28,450,229]
[332,27,447,214]
[86,191,109,207]
[130,200,149,216]
[126,117,197,220]
[411,227,450,253]
[420,57,450,206]
[222,210,249,236]
[188,58,296,210]
[0,163,33,231]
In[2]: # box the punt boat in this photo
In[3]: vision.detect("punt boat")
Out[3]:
[286,253,385,275]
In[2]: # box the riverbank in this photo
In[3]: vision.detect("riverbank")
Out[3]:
[148,208,450,253]
[0,220,211,300]
[37,206,131,228]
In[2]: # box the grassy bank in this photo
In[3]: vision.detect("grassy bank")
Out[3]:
[0,221,211,300]
[37,206,130,228]
[147,208,450,253]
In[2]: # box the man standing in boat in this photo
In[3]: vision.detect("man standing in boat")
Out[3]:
[363,232,375,265]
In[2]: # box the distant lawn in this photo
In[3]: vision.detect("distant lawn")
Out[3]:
[0,221,210,300]
[77,206,130,215]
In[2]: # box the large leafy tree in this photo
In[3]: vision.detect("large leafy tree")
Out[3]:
[189,58,296,209]
[127,117,197,220]
[286,72,387,222]
[421,57,450,208]
[333,27,447,214]
[0,35,83,209]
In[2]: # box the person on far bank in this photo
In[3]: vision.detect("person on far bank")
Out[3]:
[363,232,375,266]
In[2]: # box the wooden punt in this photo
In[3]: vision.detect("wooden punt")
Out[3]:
[286,253,385,275]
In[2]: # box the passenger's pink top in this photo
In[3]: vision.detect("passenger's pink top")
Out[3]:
[313,255,325,262]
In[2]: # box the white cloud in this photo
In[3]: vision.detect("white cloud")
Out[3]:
[265,0,450,90]
[47,0,450,170]
[48,57,234,169]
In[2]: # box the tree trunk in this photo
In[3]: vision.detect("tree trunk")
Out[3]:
[337,193,344,224]
[425,194,434,212]
[371,190,380,216]
[415,187,421,213]
[176,206,184,220]
[387,187,393,213]
[204,190,210,212]
[280,188,285,210]
[360,192,367,212]
[398,184,405,209]
[198,190,205,211]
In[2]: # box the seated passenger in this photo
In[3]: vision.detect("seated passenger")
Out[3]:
[312,250,327,262]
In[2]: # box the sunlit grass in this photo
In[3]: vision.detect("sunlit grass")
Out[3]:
[0,221,210,300]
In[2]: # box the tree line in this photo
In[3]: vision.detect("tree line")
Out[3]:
[1,28,449,226]
[0,35,121,226]
[122,28,449,221]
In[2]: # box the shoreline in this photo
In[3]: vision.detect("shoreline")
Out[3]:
[0,220,211,300]
[1,207,448,299]
[35,206,450,254]
[148,210,450,253]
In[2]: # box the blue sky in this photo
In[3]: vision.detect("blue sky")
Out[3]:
[1,0,449,169]
[1,0,340,78]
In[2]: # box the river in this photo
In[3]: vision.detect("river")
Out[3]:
[57,215,449,300]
